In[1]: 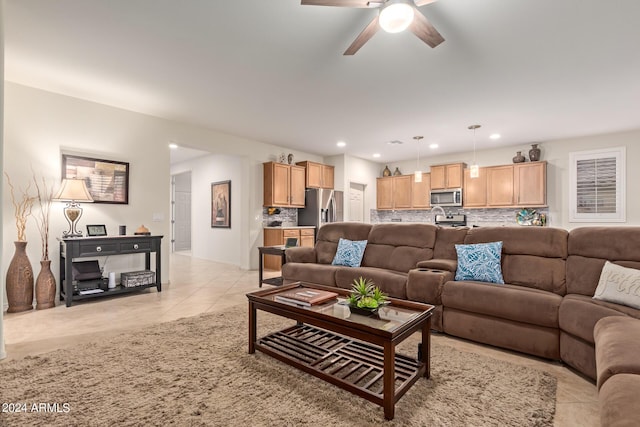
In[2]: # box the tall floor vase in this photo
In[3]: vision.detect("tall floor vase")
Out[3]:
[6,241,34,313]
[36,260,56,310]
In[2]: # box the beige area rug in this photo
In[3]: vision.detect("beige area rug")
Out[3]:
[0,305,556,426]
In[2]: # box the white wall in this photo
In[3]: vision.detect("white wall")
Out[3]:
[1,2,6,359]
[389,129,640,229]
[171,154,247,267]
[324,154,380,224]
[3,83,172,300]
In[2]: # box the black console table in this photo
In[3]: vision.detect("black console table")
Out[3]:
[58,235,163,307]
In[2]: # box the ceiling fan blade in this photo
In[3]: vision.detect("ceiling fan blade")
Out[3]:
[301,0,376,7]
[344,15,379,55]
[414,0,438,6]
[409,8,444,48]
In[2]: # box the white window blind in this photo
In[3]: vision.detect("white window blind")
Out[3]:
[570,147,625,222]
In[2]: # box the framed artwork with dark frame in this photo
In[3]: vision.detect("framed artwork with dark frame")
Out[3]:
[211,180,231,228]
[62,154,129,204]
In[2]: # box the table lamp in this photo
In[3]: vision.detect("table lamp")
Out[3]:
[53,178,94,237]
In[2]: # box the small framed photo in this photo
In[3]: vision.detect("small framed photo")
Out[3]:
[211,180,231,228]
[86,224,107,236]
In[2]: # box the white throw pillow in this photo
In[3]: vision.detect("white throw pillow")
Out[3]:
[593,261,640,310]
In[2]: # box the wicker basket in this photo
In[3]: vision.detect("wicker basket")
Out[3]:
[120,270,155,288]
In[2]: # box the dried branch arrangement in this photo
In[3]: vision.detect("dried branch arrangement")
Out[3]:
[33,173,55,261]
[5,173,37,242]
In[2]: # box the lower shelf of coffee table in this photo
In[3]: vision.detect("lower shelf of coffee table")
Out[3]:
[255,324,423,405]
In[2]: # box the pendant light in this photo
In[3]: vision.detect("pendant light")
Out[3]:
[413,135,424,183]
[468,124,481,179]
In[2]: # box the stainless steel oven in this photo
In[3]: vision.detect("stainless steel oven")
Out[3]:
[430,188,463,207]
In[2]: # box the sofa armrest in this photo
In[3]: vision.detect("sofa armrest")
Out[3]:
[285,246,317,263]
[416,258,458,273]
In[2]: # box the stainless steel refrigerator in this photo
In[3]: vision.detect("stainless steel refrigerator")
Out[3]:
[298,188,344,228]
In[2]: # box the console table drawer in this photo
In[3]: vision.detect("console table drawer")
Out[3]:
[78,243,119,256]
[120,241,152,253]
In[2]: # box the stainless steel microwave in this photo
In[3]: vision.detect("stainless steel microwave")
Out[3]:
[430,188,463,207]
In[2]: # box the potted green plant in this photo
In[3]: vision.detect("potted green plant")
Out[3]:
[347,277,388,315]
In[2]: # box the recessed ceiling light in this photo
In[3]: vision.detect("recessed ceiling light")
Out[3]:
[429,143,438,149]
[489,133,501,140]
[336,141,346,148]
[373,153,381,158]
[168,143,178,149]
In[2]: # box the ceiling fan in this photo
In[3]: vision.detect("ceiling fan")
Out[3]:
[301,0,445,55]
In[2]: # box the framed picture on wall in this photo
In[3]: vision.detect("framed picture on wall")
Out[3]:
[62,154,129,204]
[211,180,231,228]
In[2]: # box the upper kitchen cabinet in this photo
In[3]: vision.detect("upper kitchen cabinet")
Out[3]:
[376,175,412,209]
[430,163,466,190]
[463,168,487,207]
[486,165,515,206]
[514,161,547,206]
[411,173,431,208]
[263,162,306,207]
[296,161,334,189]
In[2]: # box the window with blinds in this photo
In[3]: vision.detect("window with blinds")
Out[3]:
[570,147,625,222]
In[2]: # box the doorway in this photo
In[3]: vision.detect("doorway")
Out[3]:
[172,171,192,252]
[348,182,365,222]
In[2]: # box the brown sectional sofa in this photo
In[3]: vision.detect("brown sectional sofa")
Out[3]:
[282,222,640,426]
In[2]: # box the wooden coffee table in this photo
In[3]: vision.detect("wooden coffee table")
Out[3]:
[247,282,434,420]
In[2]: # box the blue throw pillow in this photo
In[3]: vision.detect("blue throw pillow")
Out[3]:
[455,241,505,284]
[332,238,367,268]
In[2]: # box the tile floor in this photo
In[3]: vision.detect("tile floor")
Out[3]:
[2,253,599,426]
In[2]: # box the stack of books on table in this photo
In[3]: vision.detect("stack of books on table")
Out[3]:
[275,289,339,307]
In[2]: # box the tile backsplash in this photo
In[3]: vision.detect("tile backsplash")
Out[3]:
[371,207,550,227]
[263,207,298,227]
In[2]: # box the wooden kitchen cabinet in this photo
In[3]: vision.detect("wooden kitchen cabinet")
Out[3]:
[463,168,487,207]
[430,163,465,190]
[263,227,315,270]
[376,175,412,209]
[296,161,334,189]
[486,165,514,206]
[514,162,547,206]
[411,173,431,208]
[263,162,306,208]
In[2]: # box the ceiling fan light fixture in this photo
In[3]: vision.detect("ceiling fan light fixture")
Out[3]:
[379,0,415,34]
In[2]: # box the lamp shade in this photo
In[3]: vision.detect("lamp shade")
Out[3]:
[53,179,94,202]
[379,0,415,33]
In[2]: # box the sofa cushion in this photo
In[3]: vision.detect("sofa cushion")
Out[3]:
[360,223,436,273]
[285,246,316,263]
[594,262,640,309]
[334,266,408,299]
[331,238,367,267]
[281,263,338,287]
[464,226,568,294]
[598,374,640,427]
[314,222,372,265]
[442,281,562,328]
[455,241,505,284]
[567,226,640,296]
[558,294,635,344]
[594,316,640,389]
[433,226,468,259]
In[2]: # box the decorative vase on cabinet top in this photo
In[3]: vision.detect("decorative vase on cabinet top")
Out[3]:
[382,165,391,177]
[529,144,541,162]
[393,167,402,176]
[512,151,526,163]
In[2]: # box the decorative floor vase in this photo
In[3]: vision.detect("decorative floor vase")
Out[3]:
[36,260,56,310]
[529,144,541,161]
[6,241,34,313]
